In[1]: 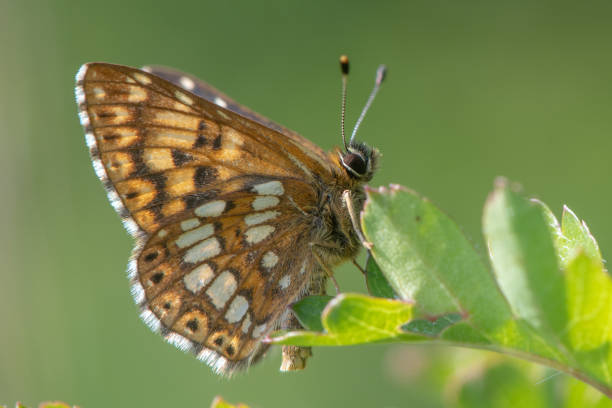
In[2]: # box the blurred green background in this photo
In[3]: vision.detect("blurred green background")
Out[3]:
[2,0,612,406]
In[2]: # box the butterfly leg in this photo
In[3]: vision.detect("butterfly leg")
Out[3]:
[279,268,327,371]
[309,247,341,294]
[352,258,367,275]
[342,190,373,249]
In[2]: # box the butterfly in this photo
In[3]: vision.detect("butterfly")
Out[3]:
[74,57,385,375]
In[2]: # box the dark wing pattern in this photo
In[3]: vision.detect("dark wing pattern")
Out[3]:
[75,63,330,374]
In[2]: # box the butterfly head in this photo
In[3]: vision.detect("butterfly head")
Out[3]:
[340,141,378,182]
[338,56,385,183]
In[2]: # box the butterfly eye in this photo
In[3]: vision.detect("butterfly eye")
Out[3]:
[342,152,367,177]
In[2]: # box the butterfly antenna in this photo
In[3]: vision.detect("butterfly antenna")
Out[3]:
[340,55,350,151]
[349,64,387,145]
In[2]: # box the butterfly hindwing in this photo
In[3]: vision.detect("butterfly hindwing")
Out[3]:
[131,177,315,372]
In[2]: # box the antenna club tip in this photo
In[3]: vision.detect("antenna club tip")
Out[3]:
[376,65,387,85]
[339,55,350,75]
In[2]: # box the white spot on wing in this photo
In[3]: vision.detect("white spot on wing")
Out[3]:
[175,90,193,106]
[261,251,279,269]
[133,72,152,85]
[245,225,275,244]
[244,210,280,226]
[214,96,228,108]
[252,323,267,338]
[176,223,214,249]
[128,86,147,102]
[252,180,284,196]
[195,200,226,217]
[157,229,168,238]
[279,275,291,289]
[206,270,237,309]
[180,76,195,90]
[224,127,244,147]
[225,295,249,323]
[252,196,279,211]
[181,218,200,231]
[183,263,215,294]
[152,110,198,128]
[241,313,252,333]
[183,237,221,264]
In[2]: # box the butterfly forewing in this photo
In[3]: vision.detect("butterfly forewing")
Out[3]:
[77,64,331,233]
[142,65,298,137]
[141,64,333,171]
[76,63,332,374]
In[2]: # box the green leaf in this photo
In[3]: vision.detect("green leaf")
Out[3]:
[403,313,463,337]
[531,198,567,264]
[562,253,612,390]
[561,206,603,268]
[291,295,333,332]
[483,181,567,341]
[440,322,491,345]
[483,183,612,395]
[365,254,396,298]
[527,198,612,392]
[273,181,612,398]
[361,184,522,341]
[534,199,604,270]
[271,293,421,346]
